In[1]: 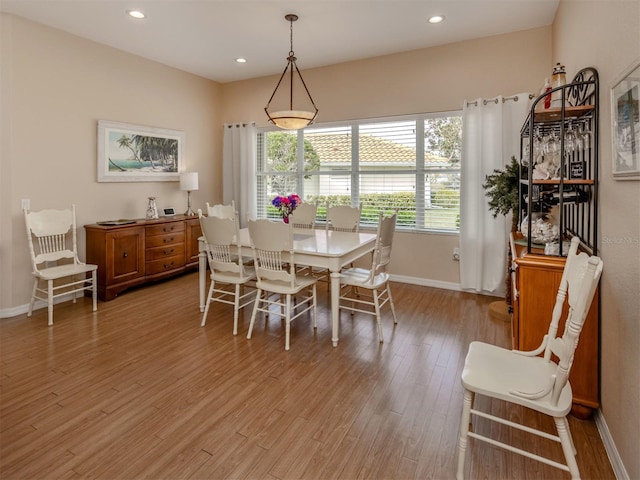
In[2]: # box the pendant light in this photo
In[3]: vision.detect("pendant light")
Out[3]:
[265,14,318,130]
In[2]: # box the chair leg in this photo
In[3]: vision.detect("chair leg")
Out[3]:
[387,282,398,324]
[562,415,577,455]
[281,294,285,317]
[247,289,262,339]
[555,416,581,479]
[91,270,97,312]
[285,293,292,351]
[456,389,473,480]
[373,289,383,343]
[349,286,356,317]
[201,280,215,327]
[312,284,318,329]
[233,283,241,335]
[47,280,54,326]
[72,274,77,304]
[28,279,38,317]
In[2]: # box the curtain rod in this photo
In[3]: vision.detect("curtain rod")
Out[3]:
[224,122,256,128]
[465,93,534,107]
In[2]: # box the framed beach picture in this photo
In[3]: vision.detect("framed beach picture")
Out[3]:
[611,58,640,180]
[97,120,185,182]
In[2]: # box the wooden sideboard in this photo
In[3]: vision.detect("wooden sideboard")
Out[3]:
[85,215,201,301]
[510,233,599,419]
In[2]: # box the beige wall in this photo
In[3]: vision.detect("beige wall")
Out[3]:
[0,14,223,314]
[221,26,552,286]
[553,1,640,479]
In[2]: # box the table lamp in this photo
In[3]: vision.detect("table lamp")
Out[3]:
[180,172,199,216]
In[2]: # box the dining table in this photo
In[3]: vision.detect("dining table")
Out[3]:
[198,227,377,347]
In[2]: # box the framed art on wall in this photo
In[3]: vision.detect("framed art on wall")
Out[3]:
[611,58,640,180]
[97,120,185,182]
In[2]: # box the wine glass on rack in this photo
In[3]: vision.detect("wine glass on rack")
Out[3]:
[564,121,579,168]
[579,121,591,152]
[546,131,561,179]
[565,121,578,153]
[533,126,544,166]
[522,137,531,166]
[524,127,543,167]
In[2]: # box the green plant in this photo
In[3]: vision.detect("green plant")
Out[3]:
[482,156,521,231]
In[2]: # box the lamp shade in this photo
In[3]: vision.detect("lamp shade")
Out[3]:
[268,110,316,130]
[180,172,199,191]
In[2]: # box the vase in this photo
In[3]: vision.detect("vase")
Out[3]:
[146,197,159,219]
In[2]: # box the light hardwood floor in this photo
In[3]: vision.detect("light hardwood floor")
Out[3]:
[1,272,614,479]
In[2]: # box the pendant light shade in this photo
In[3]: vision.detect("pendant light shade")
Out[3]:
[265,14,318,130]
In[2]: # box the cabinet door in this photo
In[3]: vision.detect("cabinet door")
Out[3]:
[185,217,202,266]
[515,254,599,413]
[106,228,145,284]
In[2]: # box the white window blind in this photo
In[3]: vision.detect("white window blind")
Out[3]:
[256,112,462,232]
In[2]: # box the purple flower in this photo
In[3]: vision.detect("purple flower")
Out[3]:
[271,194,301,222]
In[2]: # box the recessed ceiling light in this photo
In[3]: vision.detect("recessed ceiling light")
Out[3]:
[127,10,145,19]
[428,15,445,24]
[235,58,247,64]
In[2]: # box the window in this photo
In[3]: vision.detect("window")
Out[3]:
[256,112,462,232]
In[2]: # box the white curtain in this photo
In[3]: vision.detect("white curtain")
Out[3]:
[459,94,530,295]
[222,123,257,227]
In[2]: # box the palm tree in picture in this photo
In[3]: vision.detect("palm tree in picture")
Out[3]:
[117,135,143,165]
[133,135,178,172]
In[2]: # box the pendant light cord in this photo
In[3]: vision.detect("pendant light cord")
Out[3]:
[289,17,294,58]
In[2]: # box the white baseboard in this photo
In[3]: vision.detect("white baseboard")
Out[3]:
[0,294,76,320]
[389,274,461,292]
[388,274,502,298]
[595,409,629,479]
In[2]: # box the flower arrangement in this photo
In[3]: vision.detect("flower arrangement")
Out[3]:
[271,194,301,223]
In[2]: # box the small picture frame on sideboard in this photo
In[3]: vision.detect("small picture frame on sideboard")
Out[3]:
[611,57,640,180]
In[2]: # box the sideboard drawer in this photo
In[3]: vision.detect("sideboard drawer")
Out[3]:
[145,232,185,248]
[146,254,185,275]
[146,243,185,261]
[146,222,185,236]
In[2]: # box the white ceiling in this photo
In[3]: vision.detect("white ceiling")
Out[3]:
[1,0,560,83]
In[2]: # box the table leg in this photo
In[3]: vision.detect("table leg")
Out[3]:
[331,271,341,347]
[199,243,206,313]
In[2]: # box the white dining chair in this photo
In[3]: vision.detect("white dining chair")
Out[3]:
[24,205,98,326]
[325,203,362,232]
[312,202,364,284]
[205,200,236,219]
[289,201,317,229]
[246,219,318,351]
[455,236,603,480]
[338,210,397,343]
[199,212,256,334]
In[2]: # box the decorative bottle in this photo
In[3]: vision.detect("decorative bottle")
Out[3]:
[543,78,551,109]
[146,197,159,219]
[550,63,566,108]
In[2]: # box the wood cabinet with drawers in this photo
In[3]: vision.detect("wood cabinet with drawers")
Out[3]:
[510,232,599,419]
[85,215,201,301]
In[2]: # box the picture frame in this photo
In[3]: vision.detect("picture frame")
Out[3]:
[611,58,640,180]
[97,120,185,182]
